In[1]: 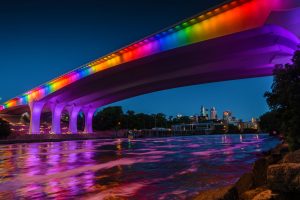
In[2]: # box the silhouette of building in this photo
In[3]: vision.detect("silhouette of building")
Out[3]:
[223,111,232,122]
[210,107,217,120]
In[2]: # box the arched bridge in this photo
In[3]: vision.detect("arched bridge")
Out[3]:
[1,0,300,134]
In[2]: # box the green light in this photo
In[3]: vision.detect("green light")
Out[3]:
[182,22,188,27]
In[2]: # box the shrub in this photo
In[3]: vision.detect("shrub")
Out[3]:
[0,118,11,139]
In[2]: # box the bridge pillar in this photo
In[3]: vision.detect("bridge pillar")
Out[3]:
[50,103,66,134]
[29,101,45,134]
[83,108,96,133]
[68,106,81,134]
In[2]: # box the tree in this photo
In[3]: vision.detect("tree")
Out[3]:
[0,118,11,139]
[259,111,281,134]
[227,124,240,134]
[172,116,192,125]
[155,113,167,128]
[93,106,124,130]
[264,50,300,150]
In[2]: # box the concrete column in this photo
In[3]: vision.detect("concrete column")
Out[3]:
[51,103,66,134]
[83,108,96,133]
[29,101,45,134]
[68,106,81,134]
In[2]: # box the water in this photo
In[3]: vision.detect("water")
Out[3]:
[0,134,279,199]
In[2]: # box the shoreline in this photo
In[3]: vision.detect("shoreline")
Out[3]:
[193,142,300,200]
[0,132,265,145]
[0,130,127,145]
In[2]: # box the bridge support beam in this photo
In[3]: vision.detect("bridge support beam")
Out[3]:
[83,108,96,133]
[29,101,45,134]
[68,106,81,134]
[50,103,66,134]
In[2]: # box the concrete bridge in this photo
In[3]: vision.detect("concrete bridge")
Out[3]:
[1,0,300,134]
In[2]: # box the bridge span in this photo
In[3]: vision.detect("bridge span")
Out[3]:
[1,0,300,134]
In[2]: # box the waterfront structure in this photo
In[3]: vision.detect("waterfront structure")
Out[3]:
[243,118,259,130]
[1,0,300,134]
[189,115,199,123]
[171,120,225,134]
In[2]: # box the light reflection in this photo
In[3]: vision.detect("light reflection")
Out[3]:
[0,134,279,199]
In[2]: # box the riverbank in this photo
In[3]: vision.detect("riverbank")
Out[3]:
[0,130,128,144]
[193,142,300,200]
[0,131,263,144]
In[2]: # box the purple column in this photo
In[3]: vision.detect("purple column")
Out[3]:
[83,108,96,133]
[68,106,81,134]
[29,101,45,134]
[51,103,66,134]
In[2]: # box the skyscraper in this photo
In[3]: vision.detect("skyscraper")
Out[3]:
[210,107,217,120]
[223,111,232,122]
[200,106,206,117]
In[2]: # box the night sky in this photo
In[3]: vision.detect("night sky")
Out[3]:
[0,0,273,121]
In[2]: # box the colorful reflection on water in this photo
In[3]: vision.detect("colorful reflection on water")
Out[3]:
[0,134,279,199]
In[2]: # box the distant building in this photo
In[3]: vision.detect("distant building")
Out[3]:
[210,107,217,120]
[189,115,199,123]
[244,118,259,130]
[176,114,183,118]
[200,106,206,117]
[171,120,225,134]
[200,106,209,120]
[223,111,232,122]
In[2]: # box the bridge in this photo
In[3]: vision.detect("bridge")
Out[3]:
[1,0,300,134]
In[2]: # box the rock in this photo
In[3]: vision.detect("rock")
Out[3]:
[239,187,267,200]
[267,163,300,192]
[240,187,299,200]
[252,158,268,187]
[234,172,254,196]
[265,152,284,165]
[252,189,273,200]
[281,149,300,163]
[193,185,237,200]
[266,143,289,165]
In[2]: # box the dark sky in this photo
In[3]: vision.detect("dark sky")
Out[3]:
[0,0,272,120]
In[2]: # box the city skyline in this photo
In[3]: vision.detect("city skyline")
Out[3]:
[108,76,272,121]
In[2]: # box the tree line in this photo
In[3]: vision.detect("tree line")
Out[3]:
[0,118,11,139]
[92,106,192,131]
[260,50,300,150]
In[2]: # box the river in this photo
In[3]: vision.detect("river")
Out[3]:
[0,134,279,199]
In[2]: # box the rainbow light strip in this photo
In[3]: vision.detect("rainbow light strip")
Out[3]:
[0,0,287,111]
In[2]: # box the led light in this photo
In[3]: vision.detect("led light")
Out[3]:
[0,0,285,110]
[198,15,205,20]
[182,22,189,27]
[230,1,238,6]
[214,8,220,12]
[222,4,229,9]
[189,19,197,24]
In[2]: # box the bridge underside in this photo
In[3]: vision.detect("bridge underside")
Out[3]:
[1,24,299,134]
